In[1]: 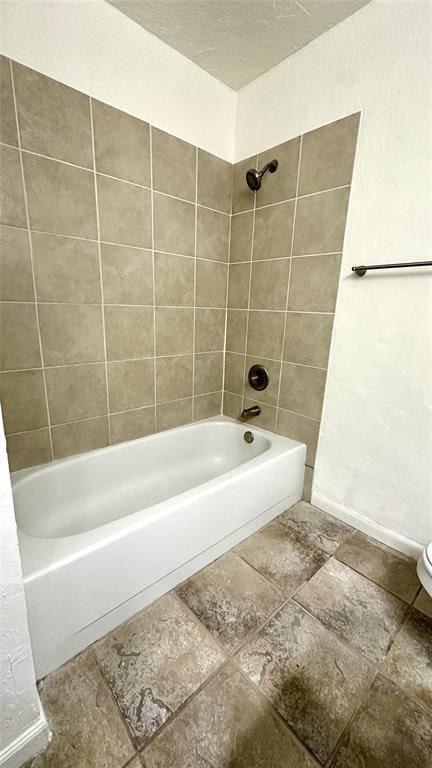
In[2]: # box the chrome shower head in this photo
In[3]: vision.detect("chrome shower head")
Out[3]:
[246,159,278,191]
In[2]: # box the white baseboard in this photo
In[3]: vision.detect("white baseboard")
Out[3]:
[312,492,423,558]
[0,708,50,768]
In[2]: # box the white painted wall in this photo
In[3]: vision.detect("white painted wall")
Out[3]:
[0,0,236,162]
[236,0,432,551]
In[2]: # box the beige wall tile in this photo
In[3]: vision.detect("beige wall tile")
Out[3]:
[6,429,51,471]
[226,310,247,354]
[156,398,193,431]
[256,136,300,207]
[45,363,107,424]
[153,193,195,256]
[230,211,253,262]
[155,307,194,355]
[93,100,150,186]
[279,362,326,420]
[197,150,232,213]
[284,312,334,368]
[293,187,350,255]
[194,351,223,395]
[253,201,294,260]
[154,252,194,306]
[249,258,290,311]
[243,398,277,431]
[196,259,227,308]
[246,311,285,359]
[299,113,360,196]
[39,303,104,365]
[152,128,195,202]
[193,392,222,421]
[23,154,97,238]
[227,262,250,309]
[303,466,314,502]
[223,390,241,419]
[0,369,48,433]
[0,145,26,227]
[288,254,342,312]
[0,302,41,370]
[195,308,225,353]
[52,416,109,459]
[224,352,244,395]
[0,225,33,301]
[14,62,92,168]
[108,358,155,412]
[232,156,256,214]
[276,408,320,467]
[156,354,193,403]
[104,305,154,361]
[98,174,151,248]
[32,232,101,303]
[244,356,281,406]
[0,56,18,147]
[101,244,153,305]
[110,406,155,444]
[196,207,230,262]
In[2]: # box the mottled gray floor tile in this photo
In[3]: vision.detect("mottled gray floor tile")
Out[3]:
[237,601,372,763]
[279,501,352,555]
[140,664,316,768]
[382,609,432,710]
[177,552,283,653]
[27,652,134,768]
[94,593,225,748]
[237,521,327,595]
[335,531,420,602]
[414,587,432,618]
[295,558,407,663]
[331,675,432,768]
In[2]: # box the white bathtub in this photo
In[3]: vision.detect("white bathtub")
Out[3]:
[13,416,305,678]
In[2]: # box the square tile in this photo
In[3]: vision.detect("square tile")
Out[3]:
[253,201,295,260]
[276,408,320,467]
[51,416,109,459]
[244,355,281,406]
[194,351,223,395]
[225,309,247,353]
[93,99,150,185]
[227,262,250,309]
[196,207,230,262]
[194,308,225,353]
[299,113,360,196]
[279,501,352,555]
[101,244,153,305]
[256,136,300,207]
[177,552,282,653]
[284,312,334,368]
[104,305,154,361]
[0,55,18,146]
[197,149,232,213]
[153,193,195,256]
[30,652,134,768]
[222,390,241,419]
[98,174,151,247]
[249,258,290,310]
[110,406,155,444]
[0,145,26,227]
[94,593,225,748]
[14,62,92,167]
[246,310,284,359]
[0,302,41,370]
[238,521,327,595]
[108,358,155,412]
[224,352,244,395]
[6,428,51,471]
[45,363,107,424]
[33,232,101,303]
[279,362,326,420]
[237,601,372,763]
[229,211,253,262]
[382,609,432,709]
[414,588,432,618]
[0,369,48,433]
[332,675,432,768]
[293,187,350,256]
[232,156,256,213]
[23,153,97,238]
[39,303,104,365]
[288,254,342,312]
[0,225,33,301]
[156,398,192,430]
[155,307,193,356]
[156,354,193,402]
[196,259,227,308]
[193,391,221,421]
[152,128,195,202]
[154,251,194,306]
[141,664,316,768]
[335,531,420,603]
[295,558,407,662]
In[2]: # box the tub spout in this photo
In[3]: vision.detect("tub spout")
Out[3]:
[240,405,261,421]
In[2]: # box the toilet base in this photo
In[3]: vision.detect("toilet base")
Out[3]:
[417,548,432,598]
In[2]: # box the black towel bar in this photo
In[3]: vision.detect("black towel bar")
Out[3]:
[352,261,432,276]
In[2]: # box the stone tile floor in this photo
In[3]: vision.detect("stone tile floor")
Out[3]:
[26,502,432,768]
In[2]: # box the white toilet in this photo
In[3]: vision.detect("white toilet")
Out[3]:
[417,542,432,597]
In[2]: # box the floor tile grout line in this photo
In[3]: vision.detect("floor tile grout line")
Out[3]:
[8,60,54,461]
[89,647,138,755]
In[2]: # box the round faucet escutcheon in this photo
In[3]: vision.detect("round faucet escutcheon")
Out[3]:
[248,364,269,391]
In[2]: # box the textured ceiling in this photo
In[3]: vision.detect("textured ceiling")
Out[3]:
[107,0,370,90]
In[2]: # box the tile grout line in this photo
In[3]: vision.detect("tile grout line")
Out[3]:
[230,181,351,215]
[149,126,158,433]
[89,96,111,445]
[240,154,258,414]
[191,148,198,421]
[221,183,233,416]
[8,59,54,461]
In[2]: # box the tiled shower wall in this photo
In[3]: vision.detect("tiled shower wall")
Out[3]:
[223,114,360,495]
[0,56,231,470]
